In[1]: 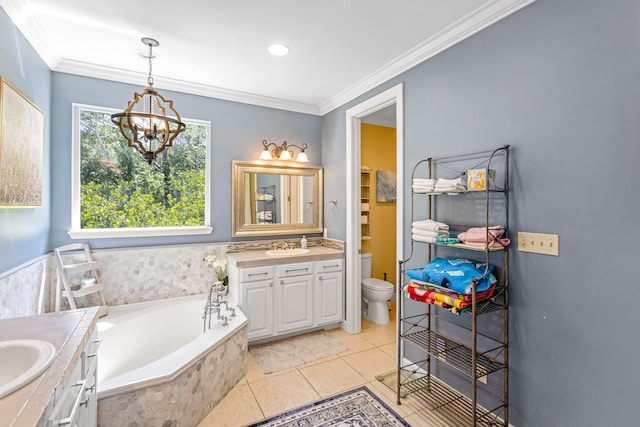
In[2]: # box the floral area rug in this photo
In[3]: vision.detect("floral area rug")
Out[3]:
[249,331,348,374]
[246,386,410,427]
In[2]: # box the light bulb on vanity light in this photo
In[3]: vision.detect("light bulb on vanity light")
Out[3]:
[295,151,309,162]
[279,150,292,160]
[259,148,273,160]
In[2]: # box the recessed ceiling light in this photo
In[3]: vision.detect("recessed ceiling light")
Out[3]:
[268,44,290,56]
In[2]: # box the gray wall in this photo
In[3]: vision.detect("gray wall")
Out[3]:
[322,0,639,425]
[0,9,52,272]
[49,74,322,249]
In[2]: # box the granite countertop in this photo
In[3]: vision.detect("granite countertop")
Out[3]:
[0,307,99,427]
[227,246,344,268]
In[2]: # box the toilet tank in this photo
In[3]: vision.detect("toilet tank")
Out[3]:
[360,252,373,279]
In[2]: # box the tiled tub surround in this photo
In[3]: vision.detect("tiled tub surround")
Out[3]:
[0,307,99,426]
[0,255,50,319]
[97,313,248,426]
[97,293,247,396]
[0,238,343,318]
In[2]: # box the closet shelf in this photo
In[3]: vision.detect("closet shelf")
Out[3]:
[399,375,507,427]
[402,329,506,379]
[411,188,507,195]
[411,241,507,252]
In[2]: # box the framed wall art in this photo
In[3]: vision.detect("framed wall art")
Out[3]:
[0,77,44,207]
[376,170,396,202]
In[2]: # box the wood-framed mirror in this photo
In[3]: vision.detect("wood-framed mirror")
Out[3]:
[232,161,323,237]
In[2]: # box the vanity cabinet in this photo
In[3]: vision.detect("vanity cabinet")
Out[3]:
[239,265,275,340]
[276,262,314,333]
[229,253,344,342]
[47,329,100,427]
[315,259,344,325]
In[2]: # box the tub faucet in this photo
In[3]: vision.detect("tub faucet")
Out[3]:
[203,281,224,332]
[203,282,235,332]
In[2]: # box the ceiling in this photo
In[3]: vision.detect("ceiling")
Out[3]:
[0,0,533,115]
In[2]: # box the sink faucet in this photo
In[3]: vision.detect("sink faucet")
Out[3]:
[271,241,293,251]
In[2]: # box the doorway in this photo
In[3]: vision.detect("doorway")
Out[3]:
[343,83,404,335]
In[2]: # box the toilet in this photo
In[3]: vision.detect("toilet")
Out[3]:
[361,252,395,325]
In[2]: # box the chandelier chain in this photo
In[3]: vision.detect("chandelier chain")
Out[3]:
[147,42,154,86]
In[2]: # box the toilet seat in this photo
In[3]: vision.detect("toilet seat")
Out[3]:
[362,278,394,291]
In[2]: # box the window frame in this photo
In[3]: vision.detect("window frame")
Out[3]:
[68,103,213,239]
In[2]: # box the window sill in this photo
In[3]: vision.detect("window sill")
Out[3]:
[68,226,213,239]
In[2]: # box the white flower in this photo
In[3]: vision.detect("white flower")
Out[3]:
[204,247,229,282]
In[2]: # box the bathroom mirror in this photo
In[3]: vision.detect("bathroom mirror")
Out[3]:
[232,161,323,237]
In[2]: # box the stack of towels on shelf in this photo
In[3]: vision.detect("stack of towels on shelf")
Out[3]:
[411,177,466,193]
[434,177,466,193]
[403,282,497,315]
[457,226,510,248]
[412,178,436,193]
[412,219,449,243]
[403,257,498,314]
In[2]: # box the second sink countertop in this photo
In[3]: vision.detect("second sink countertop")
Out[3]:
[0,307,99,427]
[227,246,344,268]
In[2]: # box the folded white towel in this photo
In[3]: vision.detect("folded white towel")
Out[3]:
[412,219,449,232]
[412,186,433,193]
[434,177,466,192]
[411,228,441,238]
[412,233,437,243]
[436,178,465,186]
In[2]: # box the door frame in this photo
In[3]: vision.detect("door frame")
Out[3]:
[343,83,404,334]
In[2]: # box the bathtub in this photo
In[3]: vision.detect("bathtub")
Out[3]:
[96,293,248,427]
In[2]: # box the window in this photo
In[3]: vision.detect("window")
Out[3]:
[69,104,212,238]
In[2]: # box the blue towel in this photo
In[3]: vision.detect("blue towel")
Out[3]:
[405,257,495,294]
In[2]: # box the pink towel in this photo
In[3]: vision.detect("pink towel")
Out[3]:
[458,226,510,248]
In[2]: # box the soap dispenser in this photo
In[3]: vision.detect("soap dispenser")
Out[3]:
[301,235,308,249]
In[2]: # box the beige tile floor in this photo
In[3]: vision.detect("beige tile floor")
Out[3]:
[197,303,450,427]
[198,300,456,427]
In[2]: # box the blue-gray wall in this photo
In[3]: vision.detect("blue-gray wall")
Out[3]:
[50,73,322,249]
[323,0,639,425]
[3,0,640,424]
[0,10,51,272]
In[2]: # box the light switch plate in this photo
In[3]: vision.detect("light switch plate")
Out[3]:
[517,232,559,256]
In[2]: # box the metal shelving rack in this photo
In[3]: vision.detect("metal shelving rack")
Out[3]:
[255,185,276,224]
[396,146,510,427]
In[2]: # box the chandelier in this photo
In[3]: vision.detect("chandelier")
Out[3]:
[259,140,309,162]
[111,38,186,164]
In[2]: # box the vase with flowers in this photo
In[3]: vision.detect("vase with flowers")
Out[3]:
[203,247,229,294]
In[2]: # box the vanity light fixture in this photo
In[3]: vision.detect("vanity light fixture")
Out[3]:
[111,38,186,164]
[259,139,309,162]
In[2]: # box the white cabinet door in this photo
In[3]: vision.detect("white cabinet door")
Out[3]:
[242,279,274,340]
[276,275,314,333]
[315,271,344,325]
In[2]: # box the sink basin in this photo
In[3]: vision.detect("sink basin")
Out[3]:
[0,339,56,398]
[265,248,310,256]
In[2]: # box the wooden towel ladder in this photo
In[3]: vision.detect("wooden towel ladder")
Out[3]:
[54,243,108,316]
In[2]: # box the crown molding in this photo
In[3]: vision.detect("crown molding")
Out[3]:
[318,0,536,115]
[2,0,534,117]
[54,59,322,115]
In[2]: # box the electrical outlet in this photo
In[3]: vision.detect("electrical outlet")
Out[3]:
[517,232,559,256]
